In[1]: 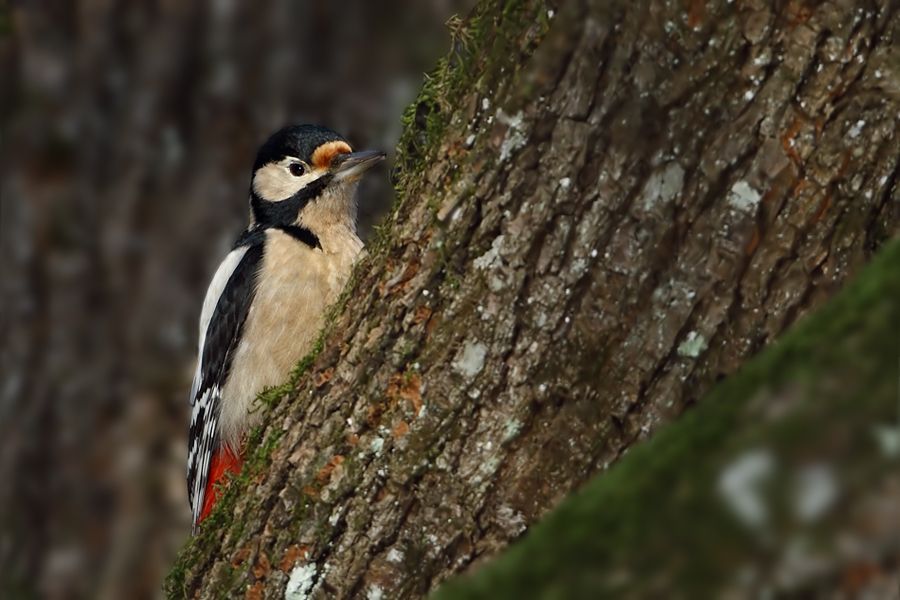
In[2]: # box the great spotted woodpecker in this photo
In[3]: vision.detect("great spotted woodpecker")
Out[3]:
[187,125,385,532]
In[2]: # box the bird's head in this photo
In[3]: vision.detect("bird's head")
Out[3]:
[249,124,385,234]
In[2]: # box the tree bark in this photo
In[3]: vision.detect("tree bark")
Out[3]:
[166,0,899,597]
[431,238,900,598]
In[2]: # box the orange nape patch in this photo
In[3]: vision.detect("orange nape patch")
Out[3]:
[199,445,243,524]
[312,141,352,169]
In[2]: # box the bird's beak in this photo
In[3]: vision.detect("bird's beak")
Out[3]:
[331,150,386,182]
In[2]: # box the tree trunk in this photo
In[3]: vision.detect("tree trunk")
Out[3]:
[432,238,900,598]
[167,0,899,597]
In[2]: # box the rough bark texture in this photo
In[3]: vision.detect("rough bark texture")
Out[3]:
[432,238,900,598]
[167,0,899,597]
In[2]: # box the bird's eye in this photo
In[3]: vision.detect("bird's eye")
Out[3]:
[289,163,305,177]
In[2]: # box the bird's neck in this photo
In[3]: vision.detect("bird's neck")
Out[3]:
[307,221,364,258]
[297,185,362,255]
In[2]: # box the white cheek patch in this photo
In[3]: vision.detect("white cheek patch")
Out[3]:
[252,159,325,202]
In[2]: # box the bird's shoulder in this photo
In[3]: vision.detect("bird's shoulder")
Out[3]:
[197,244,262,358]
[232,226,267,250]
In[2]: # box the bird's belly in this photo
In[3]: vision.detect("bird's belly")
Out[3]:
[218,239,353,450]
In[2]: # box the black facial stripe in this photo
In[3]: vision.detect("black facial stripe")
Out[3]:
[235,224,321,252]
[250,172,333,226]
[275,225,321,249]
[250,191,301,225]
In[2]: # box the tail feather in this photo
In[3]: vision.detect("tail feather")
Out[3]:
[195,446,243,532]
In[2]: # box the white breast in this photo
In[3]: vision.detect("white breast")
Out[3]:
[218,228,362,449]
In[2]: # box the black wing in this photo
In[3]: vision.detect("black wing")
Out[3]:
[187,241,263,530]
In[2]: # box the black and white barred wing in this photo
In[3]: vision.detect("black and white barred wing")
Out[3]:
[187,242,263,529]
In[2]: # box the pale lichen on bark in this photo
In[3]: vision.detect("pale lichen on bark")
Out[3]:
[166,0,898,597]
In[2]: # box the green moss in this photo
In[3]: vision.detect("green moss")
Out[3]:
[392,0,553,213]
[395,339,418,363]
[205,563,240,599]
[432,240,900,599]
[289,337,325,382]
[164,412,289,596]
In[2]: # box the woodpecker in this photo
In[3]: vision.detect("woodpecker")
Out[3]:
[187,124,385,532]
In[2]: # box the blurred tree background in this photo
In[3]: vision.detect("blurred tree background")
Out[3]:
[0,1,473,598]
